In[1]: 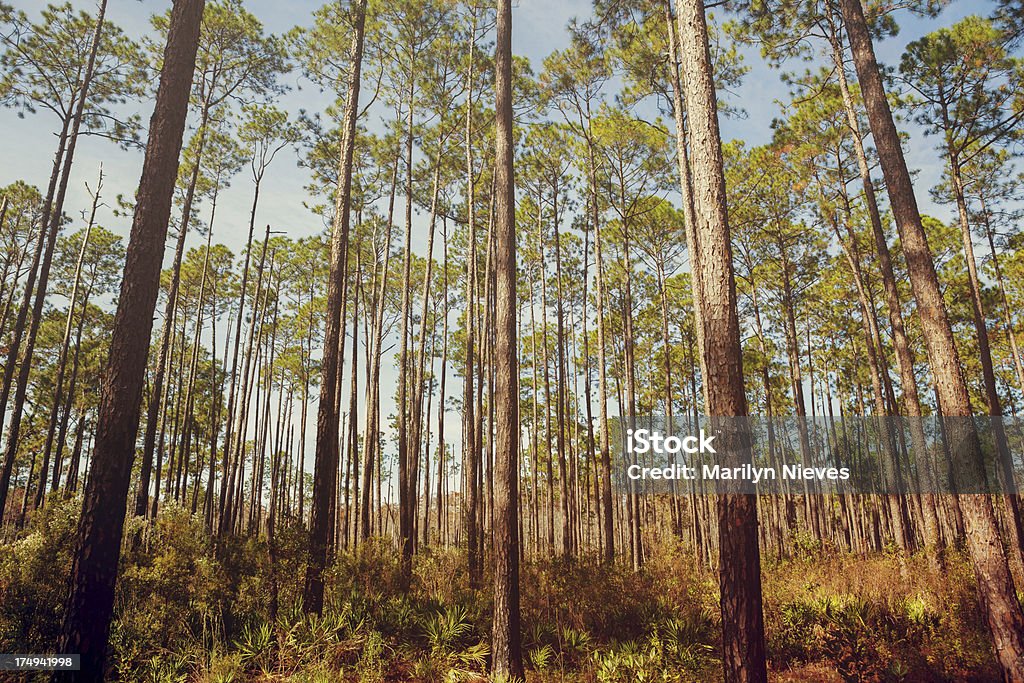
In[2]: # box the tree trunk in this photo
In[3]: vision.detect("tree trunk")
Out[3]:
[36,166,102,510]
[490,0,524,674]
[136,103,211,520]
[55,1,205,678]
[361,152,399,540]
[823,8,943,559]
[589,150,614,564]
[839,0,1024,675]
[303,0,367,616]
[0,0,109,525]
[676,0,768,680]
[464,6,482,589]
[948,158,1024,570]
[980,198,1024,398]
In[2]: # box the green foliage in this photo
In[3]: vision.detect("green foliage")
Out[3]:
[900,14,1024,162]
[423,604,472,654]
[527,643,555,670]
[0,2,147,142]
[235,621,273,675]
[0,497,79,653]
[0,514,1004,681]
[111,505,229,679]
[763,553,995,680]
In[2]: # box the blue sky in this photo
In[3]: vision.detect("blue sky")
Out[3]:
[0,0,596,253]
[0,0,1001,255]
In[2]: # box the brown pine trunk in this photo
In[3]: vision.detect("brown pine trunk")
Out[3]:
[303,0,367,616]
[828,200,912,552]
[55,1,205,678]
[620,231,643,571]
[361,149,399,540]
[408,134,445,554]
[948,158,1024,570]
[676,0,768,680]
[463,6,482,588]
[665,0,709,410]
[53,278,93,494]
[822,6,943,558]
[591,161,615,565]
[396,70,417,585]
[490,0,523,674]
[345,262,361,548]
[436,226,450,544]
[839,0,1024,675]
[551,182,572,558]
[223,228,272,532]
[136,105,210,520]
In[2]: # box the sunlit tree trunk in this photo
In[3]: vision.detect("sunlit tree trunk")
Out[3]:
[839,0,1024,675]
[303,0,367,616]
[490,0,523,673]
[822,6,944,559]
[676,0,768,679]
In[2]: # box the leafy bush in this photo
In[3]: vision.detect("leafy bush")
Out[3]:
[0,497,79,654]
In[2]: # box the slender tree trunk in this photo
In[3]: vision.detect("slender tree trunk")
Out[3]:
[217,180,263,531]
[0,120,69,494]
[947,157,1024,569]
[981,199,1024,397]
[136,102,211,520]
[676,0,768,680]
[224,229,272,532]
[396,74,417,584]
[36,167,103,509]
[551,184,572,558]
[303,0,367,616]
[54,282,92,494]
[823,10,943,558]
[593,193,614,564]
[0,0,109,524]
[361,153,398,540]
[464,7,482,589]
[490,0,523,673]
[436,228,450,544]
[54,1,204,678]
[345,262,361,549]
[839,0,1024,675]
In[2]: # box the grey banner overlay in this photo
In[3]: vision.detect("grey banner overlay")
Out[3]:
[610,416,1024,495]
[0,655,80,670]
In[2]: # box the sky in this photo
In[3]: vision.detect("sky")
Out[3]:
[0,0,1012,485]
[2,0,999,253]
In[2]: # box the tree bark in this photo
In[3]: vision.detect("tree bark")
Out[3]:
[490,0,524,675]
[463,6,482,589]
[839,0,1024,676]
[54,1,205,678]
[676,0,768,680]
[303,0,367,616]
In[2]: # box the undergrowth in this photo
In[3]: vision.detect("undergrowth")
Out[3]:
[0,502,1006,681]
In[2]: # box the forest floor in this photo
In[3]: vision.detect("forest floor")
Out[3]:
[0,500,1008,682]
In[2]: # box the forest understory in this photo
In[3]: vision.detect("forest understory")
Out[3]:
[0,497,1010,682]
